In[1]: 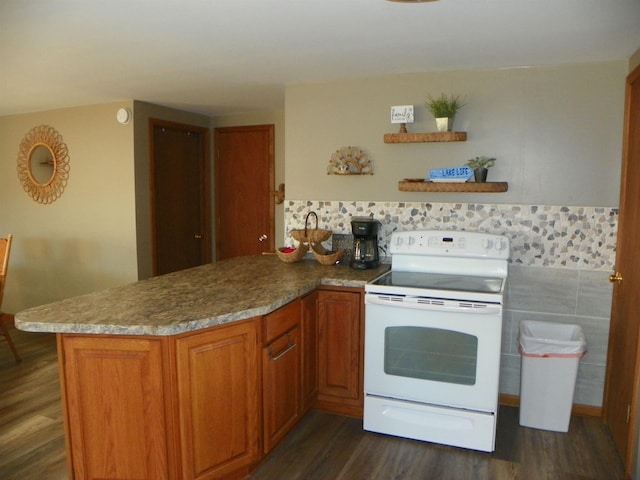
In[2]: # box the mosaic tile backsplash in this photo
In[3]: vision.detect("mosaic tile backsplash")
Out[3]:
[285,200,618,271]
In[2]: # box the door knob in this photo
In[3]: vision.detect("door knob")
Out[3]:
[194,234,203,239]
[258,234,268,242]
[609,272,623,284]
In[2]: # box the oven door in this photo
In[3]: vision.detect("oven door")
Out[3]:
[364,293,503,413]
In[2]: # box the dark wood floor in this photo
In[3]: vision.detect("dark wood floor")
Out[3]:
[252,408,625,480]
[0,323,625,480]
[0,323,67,480]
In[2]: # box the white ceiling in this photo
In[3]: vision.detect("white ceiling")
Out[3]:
[1,0,639,117]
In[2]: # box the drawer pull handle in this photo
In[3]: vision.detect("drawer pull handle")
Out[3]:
[268,333,296,361]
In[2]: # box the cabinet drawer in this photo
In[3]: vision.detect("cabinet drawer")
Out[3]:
[263,299,302,345]
[263,326,301,453]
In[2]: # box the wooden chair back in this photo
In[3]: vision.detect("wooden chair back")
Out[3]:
[0,234,13,309]
[0,234,20,362]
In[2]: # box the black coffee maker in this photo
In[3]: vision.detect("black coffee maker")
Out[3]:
[350,216,381,270]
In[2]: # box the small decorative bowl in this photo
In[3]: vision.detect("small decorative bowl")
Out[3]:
[275,244,309,263]
[311,243,345,265]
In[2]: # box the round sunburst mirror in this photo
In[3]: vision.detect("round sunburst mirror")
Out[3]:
[17,125,70,204]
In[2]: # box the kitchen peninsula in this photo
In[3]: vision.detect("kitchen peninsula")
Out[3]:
[15,255,389,480]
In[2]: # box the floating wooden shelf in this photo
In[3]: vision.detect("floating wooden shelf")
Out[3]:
[384,132,467,143]
[398,181,508,193]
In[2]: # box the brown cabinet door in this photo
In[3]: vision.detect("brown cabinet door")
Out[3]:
[175,320,260,480]
[60,335,173,480]
[262,326,301,453]
[316,288,363,417]
[301,292,319,413]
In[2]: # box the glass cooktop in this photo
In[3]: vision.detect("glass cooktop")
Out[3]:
[371,271,504,294]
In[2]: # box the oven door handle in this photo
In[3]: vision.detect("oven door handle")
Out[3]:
[366,294,501,315]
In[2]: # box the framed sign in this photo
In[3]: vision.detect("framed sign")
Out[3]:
[390,105,414,124]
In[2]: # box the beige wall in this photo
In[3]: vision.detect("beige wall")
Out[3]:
[211,111,286,250]
[0,61,629,313]
[0,102,138,312]
[285,61,626,207]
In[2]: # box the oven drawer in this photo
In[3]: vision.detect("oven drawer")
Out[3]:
[364,395,497,452]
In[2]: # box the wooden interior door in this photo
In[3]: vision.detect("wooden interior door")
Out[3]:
[151,120,211,276]
[603,64,640,476]
[214,125,274,260]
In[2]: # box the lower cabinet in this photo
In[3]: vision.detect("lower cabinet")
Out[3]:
[301,291,319,414]
[59,318,261,480]
[58,287,364,479]
[316,287,364,417]
[60,335,176,480]
[175,320,261,480]
[262,300,302,453]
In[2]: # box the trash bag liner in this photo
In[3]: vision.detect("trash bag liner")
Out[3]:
[518,320,586,357]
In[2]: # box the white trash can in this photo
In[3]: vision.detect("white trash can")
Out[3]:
[517,320,587,432]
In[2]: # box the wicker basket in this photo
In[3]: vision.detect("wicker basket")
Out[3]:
[290,211,332,244]
[311,242,345,265]
[275,243,309,263]
[290,228,332,243]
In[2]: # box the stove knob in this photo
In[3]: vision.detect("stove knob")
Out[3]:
[395,236,403,247]
[495,239,507,251]
[407,236,415,246]
[481,238,493,249]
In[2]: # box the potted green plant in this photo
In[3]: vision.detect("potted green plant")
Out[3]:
[465,156,496,183]
[424,93,466,132]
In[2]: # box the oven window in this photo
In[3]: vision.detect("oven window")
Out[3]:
[384,326,478,385]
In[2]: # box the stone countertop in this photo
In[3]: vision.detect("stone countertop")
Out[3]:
[15,255,389,336]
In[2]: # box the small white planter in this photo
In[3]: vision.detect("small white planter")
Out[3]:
[435,117,453,132]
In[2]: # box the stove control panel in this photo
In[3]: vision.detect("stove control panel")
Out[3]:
[390,230,510,259]
[427,235,465,249]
